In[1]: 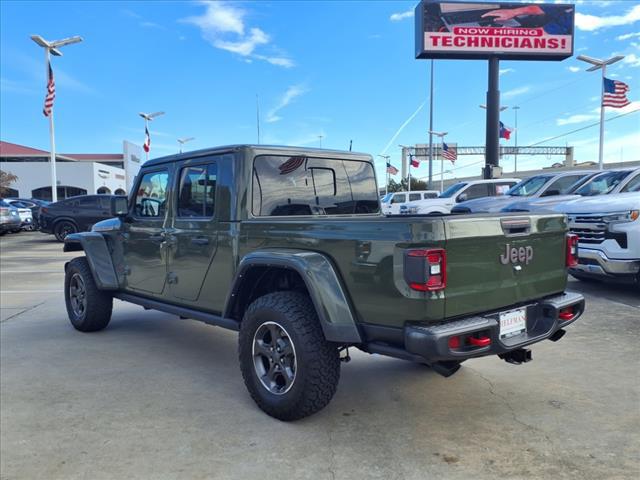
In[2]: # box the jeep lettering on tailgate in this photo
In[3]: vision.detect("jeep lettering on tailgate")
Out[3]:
[500,244,534,265]
[61,145,584,420]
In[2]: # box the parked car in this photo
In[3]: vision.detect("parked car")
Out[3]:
[402,178,520,215]
[6,198,50,230]
[381,190,440,215]
[39,194,126,242]
[3,199,36,230]
[62,145,583,420]
[505,168,640,212]
[0,199,22,235]
[551,192,640,287]
[451,171,598,214]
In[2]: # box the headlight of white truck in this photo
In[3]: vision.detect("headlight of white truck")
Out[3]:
[601,210,639,223]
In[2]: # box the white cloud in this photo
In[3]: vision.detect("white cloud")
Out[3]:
[567,66,581,73]
[502,86,531,99]
[266,85,308,123]
[617,32,640,41]
[622,53,640,67]
[556,113,599,126]
[499,68,514,76]
[575,4,640,31]
[390,10,413,22]
[183,1,293,68]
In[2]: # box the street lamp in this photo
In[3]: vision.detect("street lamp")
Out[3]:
[139,111,165,161]
[30,34,83,202]
[577,54,625,170]
[318,135,324,148]
[177,137,195,153]
[429,130,448,193]
[512,106,520,173]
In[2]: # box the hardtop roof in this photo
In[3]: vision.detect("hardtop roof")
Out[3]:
[143,145,373,168]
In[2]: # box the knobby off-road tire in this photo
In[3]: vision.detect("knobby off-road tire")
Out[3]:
[65,257,113,332]
[238,291,341,421]
[54,221,77,242]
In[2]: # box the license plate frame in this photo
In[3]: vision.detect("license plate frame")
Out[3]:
[499,307,527,339]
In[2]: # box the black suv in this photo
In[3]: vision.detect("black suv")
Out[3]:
[40,194,126,241]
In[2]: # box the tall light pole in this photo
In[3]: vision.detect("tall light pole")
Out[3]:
[31,34,83,202]
[318,135,324,148]
[577,54,625,170]
[177,137,195,153]
[429,130,447,193]
[512,106,520,173]
[139,111,165,162]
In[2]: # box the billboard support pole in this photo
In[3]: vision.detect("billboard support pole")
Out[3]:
[484,56,500,179]
[428,59,434,190]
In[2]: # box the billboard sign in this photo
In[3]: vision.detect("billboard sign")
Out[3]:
[123,140,143,193]
[415,1,575,60]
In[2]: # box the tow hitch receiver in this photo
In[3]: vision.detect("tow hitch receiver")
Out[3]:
[499,348,532,365]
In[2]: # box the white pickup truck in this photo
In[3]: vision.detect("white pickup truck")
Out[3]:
[554,192,640,287]
[403,178,520,215]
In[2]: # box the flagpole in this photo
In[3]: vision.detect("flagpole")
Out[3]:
[145,118,149,163]
[598,65,606,170]
[46,48,58,203]
[408,155,412,193]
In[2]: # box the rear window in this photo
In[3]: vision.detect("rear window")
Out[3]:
[252,155,379,216]
[409,193,421,202]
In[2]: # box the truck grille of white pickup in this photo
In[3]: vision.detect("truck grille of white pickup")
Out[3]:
[570,227,606,244]
[569,214,627,248]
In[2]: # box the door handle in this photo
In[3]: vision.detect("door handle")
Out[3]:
[191,237,209,246]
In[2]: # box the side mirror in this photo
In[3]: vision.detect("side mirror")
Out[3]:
[457,193,468,203]
[111,196,129,217]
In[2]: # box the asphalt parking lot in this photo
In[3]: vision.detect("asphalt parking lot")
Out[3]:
[1,231,638,479]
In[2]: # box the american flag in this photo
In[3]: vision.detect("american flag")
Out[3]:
[42,60,55,117]
[279,156,306,175]
[386,162,398,175]
[143,125,151,153]
[603,78,631,108]
[442,142,457,163]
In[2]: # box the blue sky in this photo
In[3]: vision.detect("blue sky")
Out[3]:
[1,0,638,182]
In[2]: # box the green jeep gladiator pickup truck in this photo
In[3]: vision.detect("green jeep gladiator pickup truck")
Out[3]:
[63,145,585,420]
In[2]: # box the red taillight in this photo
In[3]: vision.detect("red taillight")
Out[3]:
[448,336,460,349]
[559,307,574,321]
[566,234,579,267]
[407,248,447,292]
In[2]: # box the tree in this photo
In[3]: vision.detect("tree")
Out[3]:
[385,177,428,193]
[0,170,18,196]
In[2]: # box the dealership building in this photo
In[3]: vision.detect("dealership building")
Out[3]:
[0,140,143,200]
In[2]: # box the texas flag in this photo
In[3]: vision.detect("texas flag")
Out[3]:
[410,153,420,168]
[499,121,513,141]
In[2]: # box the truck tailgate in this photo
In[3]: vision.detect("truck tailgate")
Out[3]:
[443,214,568,318]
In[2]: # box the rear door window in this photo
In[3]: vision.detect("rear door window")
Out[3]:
[462,183,491,201]
[543,175,587,196]
[409,193,421,202]
[620,173,640,192]
[177,163,217,217]
[78,196,99,208]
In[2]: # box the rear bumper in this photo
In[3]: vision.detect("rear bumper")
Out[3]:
[571,248,640,277]
[404,292,584,363]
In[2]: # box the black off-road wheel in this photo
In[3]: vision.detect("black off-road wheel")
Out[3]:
[54,221,77,242]
[238,291,340,421]
[65,257,113,332]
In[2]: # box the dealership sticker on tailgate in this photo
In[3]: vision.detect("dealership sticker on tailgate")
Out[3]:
[500,308,527,339]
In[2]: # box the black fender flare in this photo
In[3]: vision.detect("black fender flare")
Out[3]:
[225,249,362,344]
[63,232,119,290]
[52,216,79,230]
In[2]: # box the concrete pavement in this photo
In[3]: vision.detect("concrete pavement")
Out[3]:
[1,232,639,479]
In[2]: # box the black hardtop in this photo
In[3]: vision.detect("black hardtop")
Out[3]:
[142,144,373,168]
